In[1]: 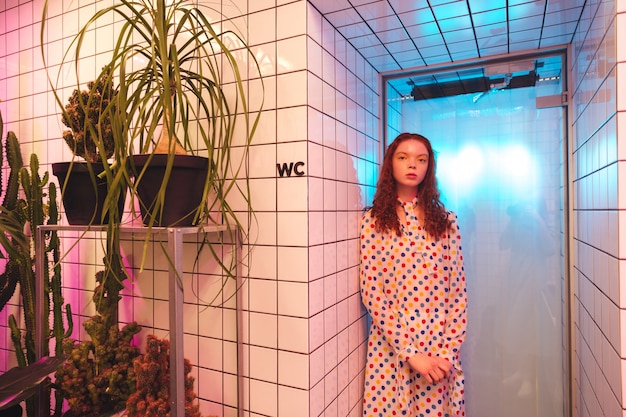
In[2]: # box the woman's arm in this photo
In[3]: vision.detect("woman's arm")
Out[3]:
[359,212,418,362]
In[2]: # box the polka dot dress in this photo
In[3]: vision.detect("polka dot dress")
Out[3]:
[360,198,467,416]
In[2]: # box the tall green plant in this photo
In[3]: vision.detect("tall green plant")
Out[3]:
[41,0,262,282]
[0,129,72,417]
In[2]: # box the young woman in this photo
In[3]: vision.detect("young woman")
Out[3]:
[360,133,468,416]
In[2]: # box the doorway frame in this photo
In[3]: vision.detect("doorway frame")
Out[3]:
[378,46,573,417]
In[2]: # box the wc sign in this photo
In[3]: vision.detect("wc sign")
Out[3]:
[277,161,305,177]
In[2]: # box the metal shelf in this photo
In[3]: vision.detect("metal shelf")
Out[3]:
[34,224,241,417]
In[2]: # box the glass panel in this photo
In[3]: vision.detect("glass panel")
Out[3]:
[386,56,566,417]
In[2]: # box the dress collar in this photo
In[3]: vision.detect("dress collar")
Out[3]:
[398,196,418,208]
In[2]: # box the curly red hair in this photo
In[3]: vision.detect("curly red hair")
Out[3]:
[370,132,451,238]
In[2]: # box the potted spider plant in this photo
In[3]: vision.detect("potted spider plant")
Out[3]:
[44,0,261,230]
[41,0,262,273]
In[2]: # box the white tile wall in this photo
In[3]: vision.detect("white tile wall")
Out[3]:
[0,1,374,416]
[571,0,624,416]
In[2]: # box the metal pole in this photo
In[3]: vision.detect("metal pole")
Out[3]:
[168,227,185,417]
[236,229,244,417]
[35,225,46,417]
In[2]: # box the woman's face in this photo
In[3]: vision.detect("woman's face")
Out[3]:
[392,138,429,198]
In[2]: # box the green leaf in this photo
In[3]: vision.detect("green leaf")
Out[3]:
[0,356,65,410]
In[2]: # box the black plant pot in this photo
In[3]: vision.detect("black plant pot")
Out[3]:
[52,162,126,225]
[130,154,209,227]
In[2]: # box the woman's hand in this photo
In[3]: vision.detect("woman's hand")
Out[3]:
[407,353,452,384]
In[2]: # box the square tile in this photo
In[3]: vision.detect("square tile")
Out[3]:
[309,311,325,352]
[248,278,277,314]
[308,73,324,111]
[198,336,224,371]
[278,315,309,352]
[324,367,338,408]
[324,212,338,243]
[277,35,308,73]
[277,1,307,39]
[251,110,278,146]
[335,64,348,99]
[277,71,308,108]
[322,242,337,280]
[277,281,309,317]
[324,336,338,374]
[337,298,350,334]
[198,306,222,339]
[308,36,323,78]
[278,246,309,282]
[278,212,308,246]
[249,143,277,178]
[249,8,277,45]
[310,347,325,388]
[250,312,278,348]
[323,112,337,148]
[336,237,348,270]
[336,269,349,302]
[309,244,325,280]
[197,368,223,405]
[323,48,337,87]
[249,345,278,382]
[278,350,309,388]
[337,182,349,211]
[279,385,310,417]
[348,317,364,353]
[309,211,324,245]
[309,108,325,146]
[309,177,325,211]
[306,2,324,43]
[324,273,338,309]
[324,305,338,341]
[324,179,337,210]
[322,17,336,54]
[278,175,308,211]
[309,277,325,316]
[183,333,199,366]
[249,245,278,280]
[250,212,277,246]
[183,303,198,334]
[277,106,308,142]
[249,379,278,416]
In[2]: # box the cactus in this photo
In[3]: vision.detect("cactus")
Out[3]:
[0,129,71,417]
[55,266,139,417]
[61,67,117,163]
[126,335,202,417]
[2,131,23,210]
[56,315,141,417]
[0,132,26,312]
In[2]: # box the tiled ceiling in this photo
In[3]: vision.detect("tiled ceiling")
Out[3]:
[308,0,584,99]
